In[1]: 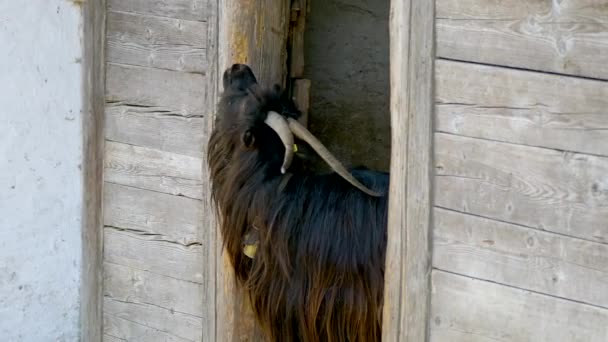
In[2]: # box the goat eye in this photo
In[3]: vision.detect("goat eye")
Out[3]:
[242,130,255,147]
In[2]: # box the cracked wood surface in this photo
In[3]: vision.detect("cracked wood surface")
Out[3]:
[436,0,608,79]
[104,141,203,199]
[105,104,205,158]
[106,63,206,114]
[107,11,208,73]
[104,297,202,342]
[102,1,209,340]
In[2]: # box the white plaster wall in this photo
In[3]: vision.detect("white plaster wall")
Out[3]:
[0,1,84,340]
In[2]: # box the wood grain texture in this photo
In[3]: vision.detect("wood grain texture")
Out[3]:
[81,0,106,340]
[107,0,207,21]
[212,0,292,340]
[382,0,435,341]
[289,0,307,78]
[218,0,291,87]
[433,208,608,308]
[105,104,205,157]
[106,63,206,114]
[104,262,203,317]
[435,60,608,156]
[103,228,203,284]
[104,296,202,342]
[102,1,210,341]
[292,79,310,127]
[107,11,208,72]
[104,141,203,199]
[430,270,608,342]
[436,0,608,79]
[434,133,608,244]
[103,182,202,245]
[201,0,219,340]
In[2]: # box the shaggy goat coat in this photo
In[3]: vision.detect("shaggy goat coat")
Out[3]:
[208,64,389,342]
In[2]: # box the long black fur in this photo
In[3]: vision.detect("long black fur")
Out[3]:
[207,64,389,342]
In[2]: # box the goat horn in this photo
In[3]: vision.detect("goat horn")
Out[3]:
[264,111,294,174]
[286,118,382,197]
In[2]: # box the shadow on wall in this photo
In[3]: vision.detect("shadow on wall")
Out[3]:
[304,0,390,172]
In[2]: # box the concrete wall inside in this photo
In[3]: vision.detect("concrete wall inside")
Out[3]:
[304,0,390,172]
[0,1,85,341]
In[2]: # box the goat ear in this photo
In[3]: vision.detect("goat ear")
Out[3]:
[242,130,255,147]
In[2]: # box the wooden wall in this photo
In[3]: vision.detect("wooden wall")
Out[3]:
[101,0,214,340]
[430,0,608,340]
[97,0,608,341]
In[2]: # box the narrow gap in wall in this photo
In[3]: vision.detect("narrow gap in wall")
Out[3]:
[300,0,391,173]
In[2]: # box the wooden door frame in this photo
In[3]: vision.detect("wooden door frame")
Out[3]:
[382,0,435,341]
[81,1,106,341]
[204,0,436,340]
[204,0,293,340]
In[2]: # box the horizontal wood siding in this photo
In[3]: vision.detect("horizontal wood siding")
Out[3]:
[107,11,208,72]
[107,0,207,21]
[106,64,206,113]
[436,0,608,80]
[433,208,608,308]
[432,0,608,340]
[434,133,608,244]
[430,271,608,342]
[104,141,203,199]
[102,1,209,340]
[435,60,608,157]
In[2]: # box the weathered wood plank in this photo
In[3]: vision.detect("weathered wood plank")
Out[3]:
[104,296,202,342]
[201,0,219,340]
[434,133,608,244]
[292,79,310,127]
[435,60,608,156]
[103,228,203,284]
[105,104,205,157]
[107,11,207,72]
[103,182,201,244]
[104,141,203,199]
[82,0,106,339]
[436,0,608,79]
[382,0,435,341]
[289,0,307,78]
[218,0,291,87]
[107,0,207,22]
[104,262,203,318]
[213,0,292,340]
[104,312,192,342]
[430,270,608,342]
[433,208,608,308]
[106,63,206,114]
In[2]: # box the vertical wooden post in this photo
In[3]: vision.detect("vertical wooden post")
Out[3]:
[382,0,435,341]
[206,1,291,341]
[81,1,106,341]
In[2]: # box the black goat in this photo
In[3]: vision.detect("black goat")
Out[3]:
[207,64,389,342]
